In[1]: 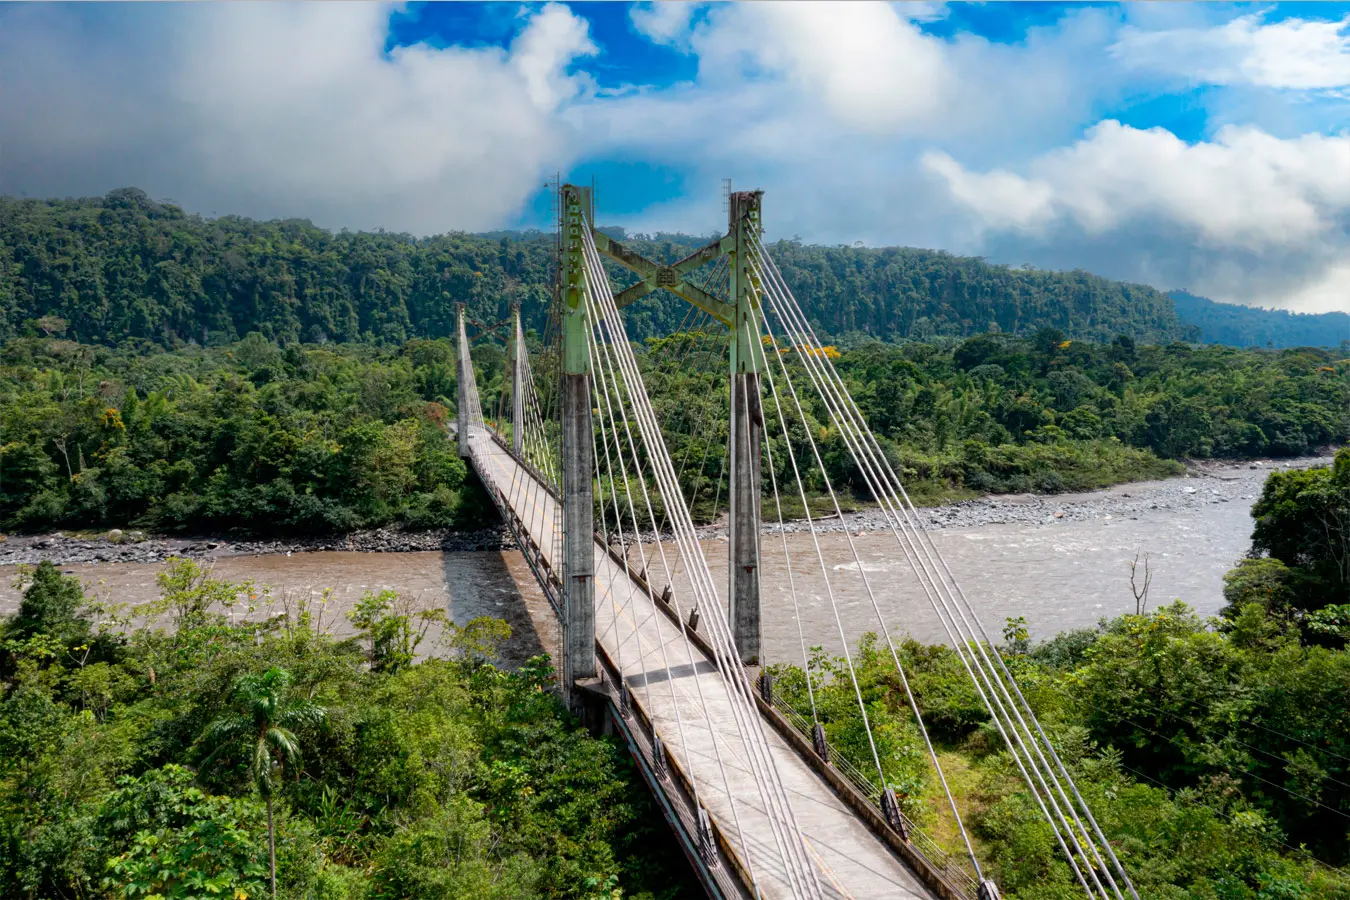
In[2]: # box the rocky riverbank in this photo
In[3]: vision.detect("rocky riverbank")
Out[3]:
[0,526,516,568]
[755,456,1332,537]
[0,456,1331,568]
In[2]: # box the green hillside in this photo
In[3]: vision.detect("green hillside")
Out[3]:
[1171,290,1350,349]
[0,189,1188,348]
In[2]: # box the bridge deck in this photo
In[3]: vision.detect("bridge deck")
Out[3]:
[467,427,938,900]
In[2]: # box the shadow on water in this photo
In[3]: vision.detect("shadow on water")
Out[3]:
[443,549,551,668]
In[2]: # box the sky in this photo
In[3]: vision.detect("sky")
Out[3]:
[1,2,1348,313]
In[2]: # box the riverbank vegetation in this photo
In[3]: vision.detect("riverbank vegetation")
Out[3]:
[767,449,1350,898]
[0,558,695,900]
[2,457,1344,898]
[1,326,1344,534]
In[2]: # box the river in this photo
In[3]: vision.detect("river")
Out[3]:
[0,458,1328,667]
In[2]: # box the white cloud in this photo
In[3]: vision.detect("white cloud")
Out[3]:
[1279,261,1350,313]
[898,2,952,25]
[2,1,1346,313]
[920,152,1056,233]
[589,3,1349,311]
[629,2,699,50]
[1111,12,1350,90]
[924,121,1350,311]
[0,2,595,232]
[925,121,1350,251]
[688,2,951,131]
[511,2,599,108]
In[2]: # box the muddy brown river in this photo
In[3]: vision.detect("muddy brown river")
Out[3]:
[0,460,1324,666]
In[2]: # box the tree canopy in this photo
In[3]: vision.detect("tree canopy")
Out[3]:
[1,190,1190,350]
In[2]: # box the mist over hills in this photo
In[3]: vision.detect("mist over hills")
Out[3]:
[1,189,1336,350]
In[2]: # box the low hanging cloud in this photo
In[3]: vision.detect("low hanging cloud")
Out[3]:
[924,121,1350,311]
[0,2,595,233]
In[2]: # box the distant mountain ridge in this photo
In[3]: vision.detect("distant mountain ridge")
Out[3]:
[1,188,1188,347]
[1170,290,1349,349]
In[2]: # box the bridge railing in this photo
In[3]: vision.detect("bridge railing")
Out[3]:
[591,642,752,899]
[593,531,981,900]
[487,427,561,500]
[465,427,563,620]
[767,696,981,900]
[472,428,982,899]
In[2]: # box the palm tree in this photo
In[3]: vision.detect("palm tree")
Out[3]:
[198,667,325,900]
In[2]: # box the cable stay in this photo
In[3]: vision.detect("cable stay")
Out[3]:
[577,221,827,899]
[743,233,1139,900]
[460,182,1151,898]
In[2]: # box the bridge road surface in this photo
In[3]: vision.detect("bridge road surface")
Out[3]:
[466,427,938,900]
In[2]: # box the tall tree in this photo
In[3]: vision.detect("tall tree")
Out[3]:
[1251,448,1350,610]
[197,667,324,900]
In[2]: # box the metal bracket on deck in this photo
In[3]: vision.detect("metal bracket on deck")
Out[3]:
[618,678,631,717]
[881,787,910,841]
[978,880,1003,900]
[652,734,668,781]
[687,606,700,633]
[812,722,829,763]
[696,807,718,867]
[758,672,773,705]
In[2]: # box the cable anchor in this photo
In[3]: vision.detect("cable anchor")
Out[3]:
[652,733,667,781]
[880,787,909,841]
[696,807,717,866]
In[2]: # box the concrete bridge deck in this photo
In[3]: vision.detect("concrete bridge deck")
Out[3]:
[465,425,939,900]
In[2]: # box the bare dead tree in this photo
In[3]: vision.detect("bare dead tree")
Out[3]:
[1319,505,1349,592]
[52,436,74,480]
[1129,550,1153,616]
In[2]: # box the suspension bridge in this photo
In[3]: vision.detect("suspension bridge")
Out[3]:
[453,185,1139,900]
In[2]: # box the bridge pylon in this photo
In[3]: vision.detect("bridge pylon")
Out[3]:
[509,302,524,456]
[560,184,597,692]
[574,182,766,667]
[728,190,764,666]
[455,303,470,459]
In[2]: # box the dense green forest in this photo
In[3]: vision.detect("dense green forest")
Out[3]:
[2,454,1344,899]
[0,558,696,899]
[0,334,485,535]
[1171,291,1350,350]
[0,326,1344,535]
[0,189,1188,349]
[768,450,1350,898]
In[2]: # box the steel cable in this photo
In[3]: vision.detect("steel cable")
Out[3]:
[751,236,1135,898]
[580,227,825,899]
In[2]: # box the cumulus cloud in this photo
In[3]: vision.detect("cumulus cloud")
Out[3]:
[686,2,951,131]
[1,1,1346,312]
[0,2,595,232]
[924,121,1350,249]
[628,1,699,51]
[586,3,1348,311]
[1111,12,1350,90]
[925,121,1350,310]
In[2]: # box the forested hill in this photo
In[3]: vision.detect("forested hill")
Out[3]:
[1170,290,1350,349]
[0,188,1188,348]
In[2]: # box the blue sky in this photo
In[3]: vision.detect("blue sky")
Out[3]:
[1,2,1348,312]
